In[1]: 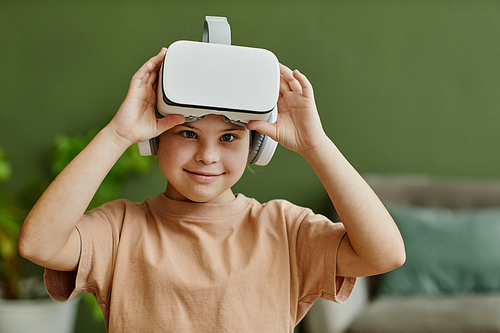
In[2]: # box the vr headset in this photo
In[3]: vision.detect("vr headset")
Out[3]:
[137,16,279,166]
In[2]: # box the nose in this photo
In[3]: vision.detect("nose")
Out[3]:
[194,139,220,164]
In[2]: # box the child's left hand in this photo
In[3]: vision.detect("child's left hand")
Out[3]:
[247,64,329,157]
[251,64,406,279]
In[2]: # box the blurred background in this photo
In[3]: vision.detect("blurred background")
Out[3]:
[2,0,500,332]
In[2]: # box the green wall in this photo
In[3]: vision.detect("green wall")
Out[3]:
[2,0,500,331]
[3,0,500,213]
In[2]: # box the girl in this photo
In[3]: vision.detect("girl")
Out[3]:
[19,48,405,332]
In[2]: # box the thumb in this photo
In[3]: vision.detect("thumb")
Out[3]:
[247,120,277,141]
[156,114,186,134]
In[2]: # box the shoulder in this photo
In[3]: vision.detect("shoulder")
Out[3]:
[255,197,314,217]
[244,196,321,226]
[85,198,143,220]
[249,196,346,236]
[79,198,150,235]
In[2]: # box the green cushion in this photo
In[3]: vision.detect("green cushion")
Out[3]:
[377,206,500,297]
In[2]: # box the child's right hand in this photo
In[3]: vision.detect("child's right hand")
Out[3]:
[108,48,185,148]
[19,49,187,272]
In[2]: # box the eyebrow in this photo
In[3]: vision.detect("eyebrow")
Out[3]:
[179,123,247,132]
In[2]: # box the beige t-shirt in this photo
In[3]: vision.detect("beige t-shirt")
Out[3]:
[45,193,355,332]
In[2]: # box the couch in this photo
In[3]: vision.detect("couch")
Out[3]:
[302,174,500,333]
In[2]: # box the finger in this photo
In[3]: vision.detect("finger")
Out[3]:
[146,68,158,87]
[280,63,292,74]
[150,47,167,68]
[280,75,291,94]
[280,63,302,93]
[146,67,158,86]
[279,64,292,92]
[152,78,159,95]
[144,48,166,86]
[129,63,153,90]
[146,48,167,86]
[293,69,314,98]
[156,114,186,135]
[130,48,167,89]
[247,120,277,141]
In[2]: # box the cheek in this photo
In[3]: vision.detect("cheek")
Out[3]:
[227,139,251,173]
[157,135,186,173]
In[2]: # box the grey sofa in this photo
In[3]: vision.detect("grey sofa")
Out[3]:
[302,174,500,333]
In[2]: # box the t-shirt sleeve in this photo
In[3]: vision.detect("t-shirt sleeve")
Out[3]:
[44,201,121,307]
[293,207,356,305]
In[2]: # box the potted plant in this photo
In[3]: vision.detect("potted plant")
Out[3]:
[0,147,81,333]
[0,130,153,332]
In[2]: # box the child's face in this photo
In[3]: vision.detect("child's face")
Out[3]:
[158,114,250,203]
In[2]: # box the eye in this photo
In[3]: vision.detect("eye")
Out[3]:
[220,133,236,142]
[181,131,197,139]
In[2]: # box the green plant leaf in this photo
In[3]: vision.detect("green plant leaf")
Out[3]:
[50,129,155,211]
[0,148,12,184]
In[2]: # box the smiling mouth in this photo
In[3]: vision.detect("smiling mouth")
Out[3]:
[184,169,223,182]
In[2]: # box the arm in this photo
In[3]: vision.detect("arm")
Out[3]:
[18,48,185,272]
[247,64,405,277]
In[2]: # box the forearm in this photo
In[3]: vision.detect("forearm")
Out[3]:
[302,136,405,277]
[19,125,130,263]
[248,64,404,276]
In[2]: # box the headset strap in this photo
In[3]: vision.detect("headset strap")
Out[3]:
[202,16,231,45]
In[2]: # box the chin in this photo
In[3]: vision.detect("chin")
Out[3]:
[186,189,235,204]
